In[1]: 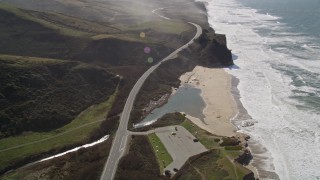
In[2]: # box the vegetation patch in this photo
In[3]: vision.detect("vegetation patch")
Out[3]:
[148,133,173,173]
[220,137,241,146]
[181,120,221,149]
[224,146,243,151]
[0,4,91,37]
[91,33,158,44]
[175,150,229,180]
[2,138,113,180]
[218,150,253,179]
[176,149,251,180]
[0,89,117,173]
[130,20,192,35]
[0,6,172,66]
[116,135,166,180]
[25,10,121,36]
[0,55,119,138]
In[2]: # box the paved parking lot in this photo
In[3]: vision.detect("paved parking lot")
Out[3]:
[155,125,207,174]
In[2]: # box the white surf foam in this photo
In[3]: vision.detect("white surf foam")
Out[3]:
[204,0,320,179]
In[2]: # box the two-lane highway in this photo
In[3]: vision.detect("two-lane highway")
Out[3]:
[100,8,202,180]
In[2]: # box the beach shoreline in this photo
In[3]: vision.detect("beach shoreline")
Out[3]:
[179,66,237,137]
[179,65,260,178]
[230,75,279,179]
[202,0,290,178]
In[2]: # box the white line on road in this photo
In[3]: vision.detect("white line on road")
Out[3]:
[119,136,126,151]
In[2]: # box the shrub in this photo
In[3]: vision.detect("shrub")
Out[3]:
[220,137,240,146]
[224,146,242,151]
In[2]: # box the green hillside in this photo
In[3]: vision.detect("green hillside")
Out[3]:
[0,55,119,138]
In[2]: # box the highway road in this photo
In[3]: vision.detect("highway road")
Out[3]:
[100,8,202,180]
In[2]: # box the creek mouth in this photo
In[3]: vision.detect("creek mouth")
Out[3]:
[134,84,206,128]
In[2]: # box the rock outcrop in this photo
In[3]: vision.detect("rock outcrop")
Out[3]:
[235,149,253,166]
[196,28,233,66]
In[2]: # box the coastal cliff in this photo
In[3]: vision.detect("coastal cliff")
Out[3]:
[197,28,233,66]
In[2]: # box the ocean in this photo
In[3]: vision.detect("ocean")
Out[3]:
[204,0,320,179]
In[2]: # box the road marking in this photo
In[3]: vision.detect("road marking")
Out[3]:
[119,136,126,151]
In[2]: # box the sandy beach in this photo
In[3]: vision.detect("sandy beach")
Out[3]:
[179,66,237,137]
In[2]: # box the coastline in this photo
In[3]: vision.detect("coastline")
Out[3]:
[179,65,260,178]
[179,66,237,137]
[230,75,279,179]
[197,0,264,178]
[201,0,285,178]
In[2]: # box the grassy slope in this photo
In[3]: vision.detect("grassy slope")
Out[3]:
[0,95,116,174]
[0,89,117,150]
[0,55,119,137]
[0,60,119,173]
[148,133,173,173]
[128,20,192,35]
[25,10,121,36]
[177,149,250,180]
[0,4,179,65]
[178,150,229,180]
[0,5,87,59]
[0,4,88,37]
[2,139,114,180]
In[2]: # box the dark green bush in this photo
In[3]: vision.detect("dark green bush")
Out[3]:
[224,146,242,151]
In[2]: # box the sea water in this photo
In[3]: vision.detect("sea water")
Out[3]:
[204,0,320,179]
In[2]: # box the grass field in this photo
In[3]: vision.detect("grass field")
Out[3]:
[178,150,229,180]
[0,90,118,172]
[129,20,192,35]
[91,33,162,46]
[0,4,90,37]
[147,133,173,173]
[0,54,69,65]
[219,150,251,179]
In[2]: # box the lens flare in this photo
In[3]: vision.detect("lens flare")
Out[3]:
[144,47,151,54]
[147,57,154,63]
[140,32,146,38]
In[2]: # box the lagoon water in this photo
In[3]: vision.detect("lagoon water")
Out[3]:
[205,0,320,179]
[135,84,206,127]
